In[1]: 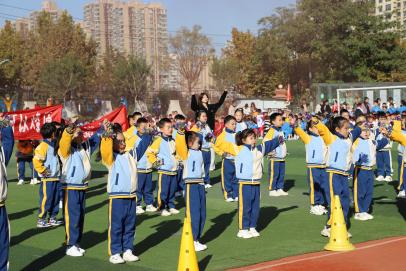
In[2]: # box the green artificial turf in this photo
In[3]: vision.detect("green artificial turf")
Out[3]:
[5,140,406,270]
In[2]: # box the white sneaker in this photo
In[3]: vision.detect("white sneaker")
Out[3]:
[76,246,85,254]
[66,246,83,257]
[376,175,385,182]
[194,241,207,252]
[205,184,212,189]
[321,226,330,237]
[33,178,39,185]
[59,200,63,209]
[249,228,260,237]
[226,198,234,202]
[234,197,238,202]
[269,190,280,197]
[17,179,24,185]
[169,208,180,215]
[122,249,139,262]
[145,205,157,212]
[384,176,392,182]
[161,209,171,216]
[310,206,323,216]
[364,213,374,220]
[354,213,368,221]
[30,179,35,185]
[277,189,288,196]
[136,206,145,214]
[397,190,406,198]
[109,254,125,264]
[348,231,352,238]
[237,230,253,239]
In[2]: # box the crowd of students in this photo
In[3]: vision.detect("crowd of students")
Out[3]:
[0,96,406,269]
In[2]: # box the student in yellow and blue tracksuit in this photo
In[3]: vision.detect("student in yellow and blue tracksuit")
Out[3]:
[312,116,362,238]
[125,117,156,214]
[0,116,14,271]
[293,118,328,216]
[175,130,209,252]
[190,111,215,189]
[375,112,393,182]
[146,118,180,216]
[216,128,282,239]
[172,114,187,195]
[396,116,406,198]
[352,125,389,221]
[33,123,63,228]
[264,113,288,197]
[235,109,248,133]
[214,115,238,202]
[101,122,139,264]
[58,124,101,257]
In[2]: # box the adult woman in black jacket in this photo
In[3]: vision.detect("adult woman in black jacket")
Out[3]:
[191,91,228,130]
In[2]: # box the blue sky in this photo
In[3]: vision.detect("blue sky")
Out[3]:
[0,0,296,52]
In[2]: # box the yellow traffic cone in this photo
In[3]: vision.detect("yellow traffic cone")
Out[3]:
[324,195,355,251]
[178,218,199,271]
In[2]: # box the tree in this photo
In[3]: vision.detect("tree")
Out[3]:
[210,57,239,91]
[112,55,151,105]
[170,25,213,93]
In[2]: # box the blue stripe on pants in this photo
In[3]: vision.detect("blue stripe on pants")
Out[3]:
[136,173,154,206]
[268,161,285,191]
[185,183,206,241]
[353,168,374,213]
[64,189,86,247]
[38,181,60,220]
[221,159,237,199]
[326,172,350,225]
[157,174,177,209]
[202,151,211,185]
[307,167,327,205]
[376,151,391,177]
[238,183,260,230]
[0,206,9,271]
[108,198,136,256]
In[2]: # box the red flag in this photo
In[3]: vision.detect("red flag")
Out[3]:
[5,105,62,140]
[81,106,128,139]
[287,84,292,102]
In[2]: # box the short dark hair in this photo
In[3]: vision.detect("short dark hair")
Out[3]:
[340,109,349,116]
[224,115,236,125]
[236,129,256,146]
[174,114,186,121]
[235,108,243,114]
[269,113,282,123]
[185,131,201,149]
[196,110,207,121]
[40,123,56,139]
[158,118,172,128]
[136,117,148,126]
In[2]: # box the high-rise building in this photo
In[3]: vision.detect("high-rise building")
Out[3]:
[83,0,169,92]
[374,0,406,29]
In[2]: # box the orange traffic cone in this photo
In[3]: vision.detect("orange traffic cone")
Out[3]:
[178,218,199,271]
[324,195,355,251]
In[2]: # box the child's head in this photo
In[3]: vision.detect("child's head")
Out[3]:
[72,127,84,144]
[234,108,244,122]
[40,123,56,140]
[196,111,208,123]
[185,131,201,149]
[269,113,283,128]
[136,117,149,134]
[330,116,350,138]
[236,128,257,146]
[112,123,126,153]
[158,118,173,136]
[224,115,236,132]
[355,114,366,124]
[378,112,388,125]
[306,120,319,135]
[340,109,350,120]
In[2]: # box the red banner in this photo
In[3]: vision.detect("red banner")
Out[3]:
[81,106,128,139]
[5,105,63,140]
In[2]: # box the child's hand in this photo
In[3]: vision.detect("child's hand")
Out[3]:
[175,121,187,131]
[278,136,285,144]
[42,169,51,177]
[66,123,76,134]
[152,159,163,169]
[205,133,214,142]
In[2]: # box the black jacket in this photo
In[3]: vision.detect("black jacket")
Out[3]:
[191,91,227,130]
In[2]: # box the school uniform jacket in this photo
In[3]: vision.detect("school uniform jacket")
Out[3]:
[374,128,392,152]
[101,137,137,199]
[351,137,389,170]
[190,123,213,151]
[146,135,178,175]
[58,130,101,190]
[294,126,328,168]
[125,128,153,173]
[263,126,287,161]
[236,121,248,133]
[214,128,236,160]
[0,126,14,207]
[33,139,61,181]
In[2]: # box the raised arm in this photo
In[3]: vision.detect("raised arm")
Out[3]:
[191,95,199,112]
[350,126,362,143]
[100,137,114,168]
[259,136,282,155]
[87,128,103,155]
[0,126,14,166]
[313,118,334,145]
[58,129,73,159]
[376,137,389,151]
[390,131,406,146]
[212,91,228,111]
[175,131,188,161]
[294,126,311,144]
[136,134,152,162]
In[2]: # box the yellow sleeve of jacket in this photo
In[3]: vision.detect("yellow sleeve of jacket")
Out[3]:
[33,142,48,174]
[190,125,199,133]
[58,130,73,159]
[213,131,226,156]
[217,139,240,156]
[294,127,311,144]
[393,120,402,133]
[123,126,135,141]
[101,137,114,167]
[391,130,406,146]
[313,118,334,145]
[263,128,275,142]
[175,132,188,161]
[146,137,162,164]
